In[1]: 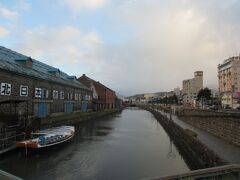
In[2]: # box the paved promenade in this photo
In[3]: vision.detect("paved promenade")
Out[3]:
[157,109,240,164]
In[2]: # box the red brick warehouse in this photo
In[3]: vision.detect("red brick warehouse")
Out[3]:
[78,74,116,110]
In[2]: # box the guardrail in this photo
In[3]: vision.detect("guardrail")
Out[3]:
[0,133,25,153]
[0,169,23,180]
[146,164,240,180]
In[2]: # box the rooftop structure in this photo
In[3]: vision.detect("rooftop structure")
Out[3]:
[0,46,89,90]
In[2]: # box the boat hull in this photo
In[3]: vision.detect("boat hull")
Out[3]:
[16,126,75,152]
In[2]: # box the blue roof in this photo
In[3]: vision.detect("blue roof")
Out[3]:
[0,46,91,91]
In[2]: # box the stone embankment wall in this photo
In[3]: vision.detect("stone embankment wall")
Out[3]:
[142,107,227,170]
[26,109,120,133]
[177,108,240,147]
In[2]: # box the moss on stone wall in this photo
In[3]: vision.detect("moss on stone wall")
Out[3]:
[27,109,119,131]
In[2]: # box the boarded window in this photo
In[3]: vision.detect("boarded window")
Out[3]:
[53,90,58,99]
[42,89,49,98]
[75,93,78,101]
[60,91,64,99]
[79,94,81,101]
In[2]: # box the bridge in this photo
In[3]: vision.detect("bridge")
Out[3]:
[148,164,240,180]
[0,169,23,180]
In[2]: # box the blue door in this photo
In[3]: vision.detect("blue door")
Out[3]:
[65,102,73,114]
[81,102,88,112]
[38,103,48,118]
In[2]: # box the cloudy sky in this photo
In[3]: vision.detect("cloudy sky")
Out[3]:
[1,0,240,96]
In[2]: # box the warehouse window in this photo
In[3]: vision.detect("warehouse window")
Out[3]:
[67,93,73,100]
[60,91,64,99]
[42,89,49,98]
[75,93,78,101]
[53,90,58,99]
[20,85,28,97]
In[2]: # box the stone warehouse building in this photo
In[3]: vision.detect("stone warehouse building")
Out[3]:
[0,46,92,119]
[78,74,116,110]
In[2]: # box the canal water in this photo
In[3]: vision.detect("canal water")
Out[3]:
[0,108,189,180]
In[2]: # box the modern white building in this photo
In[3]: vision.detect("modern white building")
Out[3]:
[182,71,203,106]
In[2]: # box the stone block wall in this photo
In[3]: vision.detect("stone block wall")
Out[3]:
[143,107,227,170]
[0,70,91,118]
[177,108,240,146]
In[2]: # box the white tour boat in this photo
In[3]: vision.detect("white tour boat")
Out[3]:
[16,126,75,151]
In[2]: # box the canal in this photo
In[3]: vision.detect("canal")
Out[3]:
[0,108,189,180]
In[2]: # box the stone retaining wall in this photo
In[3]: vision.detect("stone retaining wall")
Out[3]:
[143,107,227,170]
[177,108,240,146]
[26,109,120,134]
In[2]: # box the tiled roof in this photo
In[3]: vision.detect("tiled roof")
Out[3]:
[78,75,115,93]
[0,46,91,91]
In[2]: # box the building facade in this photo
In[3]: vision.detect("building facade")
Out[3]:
[78,74,116,110]
[0,46,92,120]
[182,71,203,106]
[218,56,240,108]
[174,87,181,97]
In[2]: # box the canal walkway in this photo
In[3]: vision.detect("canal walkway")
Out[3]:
[156,109,240,164]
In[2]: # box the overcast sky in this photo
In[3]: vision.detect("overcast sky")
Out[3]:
[1,0,240,96]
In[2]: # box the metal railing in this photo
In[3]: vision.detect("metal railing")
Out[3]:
[146,164,240,180]
[0,169,23,180]
[0,132,25,152]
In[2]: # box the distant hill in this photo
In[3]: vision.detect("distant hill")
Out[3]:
[127,91,175,99]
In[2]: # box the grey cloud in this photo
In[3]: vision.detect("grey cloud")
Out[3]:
[11,0,240,96]
[93,0,240,96]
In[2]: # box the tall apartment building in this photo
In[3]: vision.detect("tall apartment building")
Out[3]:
[182,71,203,106]
[218,56,240,108]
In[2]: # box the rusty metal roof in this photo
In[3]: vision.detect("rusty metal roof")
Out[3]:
[0,46,91,92]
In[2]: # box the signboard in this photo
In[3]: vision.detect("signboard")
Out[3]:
[35,88,42,98]
[53,90,58,99]
[20,85,28,96]
[1,83,11,96]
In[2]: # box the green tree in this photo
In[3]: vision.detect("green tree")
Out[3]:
[172,94,178,104]
[197,88,212,101]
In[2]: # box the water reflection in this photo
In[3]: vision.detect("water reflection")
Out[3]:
[0,108,189,180]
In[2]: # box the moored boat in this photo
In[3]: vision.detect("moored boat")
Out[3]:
[16,126,75,150]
